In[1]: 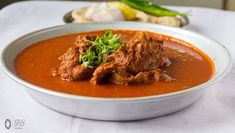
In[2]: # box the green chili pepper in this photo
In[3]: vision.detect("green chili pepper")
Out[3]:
[119,0,187,17]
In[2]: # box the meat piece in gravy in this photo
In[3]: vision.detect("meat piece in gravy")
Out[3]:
[74,35,96,54]
[51,35,95,81]
[91,32,172,85]
[53,31,172,85]
[107,32,170,74]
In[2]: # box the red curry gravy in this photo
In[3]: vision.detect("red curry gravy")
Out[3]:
[14,30,214,98]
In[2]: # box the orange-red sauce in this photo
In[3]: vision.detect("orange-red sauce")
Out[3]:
[14,30,214,98]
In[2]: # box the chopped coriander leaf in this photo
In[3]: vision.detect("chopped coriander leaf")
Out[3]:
[79,30,121,68]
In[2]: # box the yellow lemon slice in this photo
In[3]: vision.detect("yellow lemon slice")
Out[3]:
[108,2,137,20]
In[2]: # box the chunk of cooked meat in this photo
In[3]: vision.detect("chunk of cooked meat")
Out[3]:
[51,35,95,81]
[111,69,161,85]
[91,62,172,85]
[54,31,172,85]
[91,31,172,85]
[90,62,117,84]
[73,35,96,54]
[90,62,130,85]
[107,32,170,74]
[57,47,93,81]
[129,69,161,84]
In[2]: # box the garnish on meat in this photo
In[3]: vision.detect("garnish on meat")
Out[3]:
[79,30,121,68]
[52,30,172,85]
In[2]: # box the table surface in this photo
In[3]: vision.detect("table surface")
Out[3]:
[0,1,235,133]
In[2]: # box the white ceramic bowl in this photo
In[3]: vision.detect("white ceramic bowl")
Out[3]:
[0,22,232,121]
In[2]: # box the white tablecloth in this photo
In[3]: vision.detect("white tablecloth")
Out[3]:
[0,1,235,133]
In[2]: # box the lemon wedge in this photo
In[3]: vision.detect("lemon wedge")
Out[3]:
[108,2,137,20]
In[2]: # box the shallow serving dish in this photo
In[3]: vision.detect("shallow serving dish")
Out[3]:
[0,22,232,121]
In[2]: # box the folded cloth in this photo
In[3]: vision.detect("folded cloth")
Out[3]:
[0,1,235,133]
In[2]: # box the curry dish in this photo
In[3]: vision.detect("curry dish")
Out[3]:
[14,30,214,98]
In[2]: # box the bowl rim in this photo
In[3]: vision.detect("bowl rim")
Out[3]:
[0,22,232,102]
